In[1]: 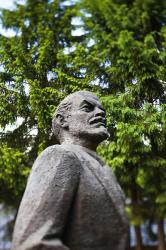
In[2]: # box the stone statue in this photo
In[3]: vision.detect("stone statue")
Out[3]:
[12,91,128,250]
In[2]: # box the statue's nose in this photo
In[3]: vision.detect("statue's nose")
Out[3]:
[94,107,105,117]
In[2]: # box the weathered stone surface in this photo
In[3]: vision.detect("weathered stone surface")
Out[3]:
[12,91,128,250]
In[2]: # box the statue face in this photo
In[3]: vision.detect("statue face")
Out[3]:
[66,93,109,143]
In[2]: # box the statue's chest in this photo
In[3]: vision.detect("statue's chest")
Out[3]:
[76,155,126,219]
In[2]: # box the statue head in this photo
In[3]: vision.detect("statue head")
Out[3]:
[52,91,109,150]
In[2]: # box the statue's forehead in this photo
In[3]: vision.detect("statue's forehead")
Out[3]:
[71,93,100,106]
[69,94,105,112]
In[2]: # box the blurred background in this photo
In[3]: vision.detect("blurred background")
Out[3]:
[0,0,166,249]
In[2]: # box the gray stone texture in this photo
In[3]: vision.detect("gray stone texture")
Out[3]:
[12,91,128,250]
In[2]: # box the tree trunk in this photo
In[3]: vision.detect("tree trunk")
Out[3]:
[134,225,143,250]
[125,226,131,250]
[157,219,165,250]
[130,177,143,250]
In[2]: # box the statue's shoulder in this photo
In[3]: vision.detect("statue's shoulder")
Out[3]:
[35,144,79,164]
[31,144,81,173]
[42,144,77,155]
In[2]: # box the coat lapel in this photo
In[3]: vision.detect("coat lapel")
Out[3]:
[62,144,125,217]
[79,148,126,219]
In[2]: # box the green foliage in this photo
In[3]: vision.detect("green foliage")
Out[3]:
[79,0,166,226]
[1,0,166,237]
[0,0,92,207]
[0,144,29,206]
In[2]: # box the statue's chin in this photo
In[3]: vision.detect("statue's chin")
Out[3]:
[81,127,109,142]
[96,130,110,142]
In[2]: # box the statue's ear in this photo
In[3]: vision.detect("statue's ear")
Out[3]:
[56,114,68,129]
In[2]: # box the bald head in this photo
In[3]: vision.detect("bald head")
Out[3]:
[52,91,109,148]
[52,91,99,142]
[57,91,99,111]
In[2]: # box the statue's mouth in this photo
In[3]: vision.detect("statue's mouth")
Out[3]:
[89,117,106,127]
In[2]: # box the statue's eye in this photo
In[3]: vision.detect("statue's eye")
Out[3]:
[81,104,94,112]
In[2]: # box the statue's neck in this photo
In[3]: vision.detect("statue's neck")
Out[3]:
[61,136,98,152]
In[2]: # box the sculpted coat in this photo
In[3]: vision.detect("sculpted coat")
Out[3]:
[12,144,128,250]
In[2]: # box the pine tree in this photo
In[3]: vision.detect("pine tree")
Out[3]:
[1,0,166,249]
[76,0,166,249]
[0,0,89,207]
